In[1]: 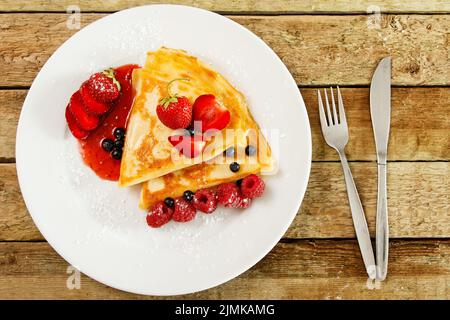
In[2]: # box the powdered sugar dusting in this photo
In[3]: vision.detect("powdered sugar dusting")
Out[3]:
[58,137,245,263]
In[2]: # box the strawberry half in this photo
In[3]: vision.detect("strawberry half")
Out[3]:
[79,81,110,115]
[168,135,206,158]
[68,91,100,131]
[86,68,121,104]
[192,94,230,132]
[65,106,89,139]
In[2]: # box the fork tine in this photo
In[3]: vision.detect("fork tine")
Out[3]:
[330,87,339,125]
[317,90,328,131]
[323,89,333,126]
[337,86,347,125]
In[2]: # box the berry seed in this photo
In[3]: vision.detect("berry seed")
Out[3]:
[164,197,175,208]
[111,147,123,160]
[114,139,124,149]
[186,126,196,136]
[224,147,235,157]
[183,190,194,201]
[113,127,126,140]
[245,145,256,156]
[101,139,114,152]
[230,162,240,173]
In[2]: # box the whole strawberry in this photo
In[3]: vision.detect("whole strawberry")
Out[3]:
[156,78,192,129]
[86,68,121,104]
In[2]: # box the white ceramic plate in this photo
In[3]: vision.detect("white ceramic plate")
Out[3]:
[16,5,311,296]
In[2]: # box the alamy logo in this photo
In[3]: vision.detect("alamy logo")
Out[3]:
[66,5,81,30]
[66,265,81,290]
[367,5,382,30]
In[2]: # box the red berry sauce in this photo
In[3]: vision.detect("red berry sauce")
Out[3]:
[79,64,139,180]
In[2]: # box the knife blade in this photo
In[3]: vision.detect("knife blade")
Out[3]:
[370,57,391,281]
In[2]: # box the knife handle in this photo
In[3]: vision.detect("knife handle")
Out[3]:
[338,152,376,279]
[376,163,389,280]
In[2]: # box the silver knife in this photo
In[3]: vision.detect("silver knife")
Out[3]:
[370,57,391,281]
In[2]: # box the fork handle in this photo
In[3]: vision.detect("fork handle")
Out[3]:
[376,163,389,280]
[338,151,376,279]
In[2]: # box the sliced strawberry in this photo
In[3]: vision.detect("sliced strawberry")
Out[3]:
[68,91,100,131]
[168,135,206,158]
[79,81,110,115]
[192,94,230,132]
[65,106,89,139]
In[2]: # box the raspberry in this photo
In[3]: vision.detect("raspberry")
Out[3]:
[172,198,197,222]
[236,196,252,209]
[240,174,265,199]
[146,202,173,228]
[217,183,240,208]
[193,189,217,214]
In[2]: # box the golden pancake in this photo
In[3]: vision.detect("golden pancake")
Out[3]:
[139,116,274,209]
[119,47,258,187]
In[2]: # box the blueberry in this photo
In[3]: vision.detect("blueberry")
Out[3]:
[236,179,243,187]
[186,126,196,136]
[245,145,256,156]
[111,147,123,160]
[114,139,124,149]
[183,190,194,201]
[114,128,126,141]
[164,197,175,208]
[230,162,240,173]
[224,147,235,157]
[101,139,114,152]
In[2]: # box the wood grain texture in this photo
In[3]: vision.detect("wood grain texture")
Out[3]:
[291,162,450,238]
[1,0,449,13]
[304,87,450,161]
[1,162,448,241]
[2,88,449,161]
[0,240,449,299]
[0,90,23,161]
[0,5,449,300]
[0,164,42,241]
[1,14,450,86]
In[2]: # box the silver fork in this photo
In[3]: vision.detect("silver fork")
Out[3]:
[318,87,376,280]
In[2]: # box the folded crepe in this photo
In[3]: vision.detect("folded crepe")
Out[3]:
[139,113,274,209]
[119,47,258,187]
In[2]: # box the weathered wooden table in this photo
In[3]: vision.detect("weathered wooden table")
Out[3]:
[0,1,449,299]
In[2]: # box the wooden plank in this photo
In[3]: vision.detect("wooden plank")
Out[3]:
[0,164,42,241]
[2,88,449,161]
[0,240,449,299]
[1,14,450,86]
[303,87,450,161]
[1,162,448,241]
[288,161,450,238]
[1,0,449,13]
[0,90,23,161]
